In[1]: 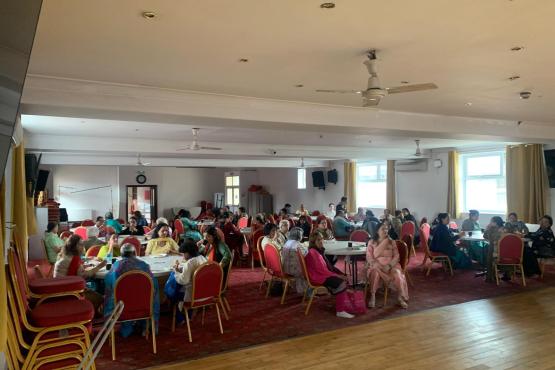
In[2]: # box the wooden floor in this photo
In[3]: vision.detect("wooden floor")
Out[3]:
[149,287,555,370]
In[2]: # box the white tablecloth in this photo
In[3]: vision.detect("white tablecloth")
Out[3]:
[323,240,367,256]
[92,255,177,279]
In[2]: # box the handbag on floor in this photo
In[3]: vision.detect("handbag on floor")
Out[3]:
[336,290,367,315]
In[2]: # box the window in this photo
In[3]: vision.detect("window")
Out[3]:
[297,168,306,189]
[225,174,240,206]
[356,161,387,208]
[460,151,506,214]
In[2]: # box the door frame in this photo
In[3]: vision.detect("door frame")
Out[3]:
[125,185,158,224]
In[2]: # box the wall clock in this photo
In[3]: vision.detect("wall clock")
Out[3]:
[136,174,147,184]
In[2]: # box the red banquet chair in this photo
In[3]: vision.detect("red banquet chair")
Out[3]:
[396,239,413,287]
[312,210,320,216]
[59,230,72,240]
[250,229,265,270]
[180,262,225,342]
[121,237,142,256]
[350,229,370,243]
[448,221,458,230]
[494,234,526,287]
[143,225,152,234]
[173,219,185,242]
[401,221,417,257]
[263,243,295,304]
[73,226,88,240]
[85,245,101,258]
[296,249,329,315]
[81,219,95,227]
[237,216,249,229]
[111,270,157,360]
[256,234,270,290]
[422,230,453,276]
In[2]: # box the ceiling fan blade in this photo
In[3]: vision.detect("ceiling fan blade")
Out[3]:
[315,89,363,94]
[362,97,380,107]
[386,83,438,94]
[200,146,222,151]
[176,146,191,151]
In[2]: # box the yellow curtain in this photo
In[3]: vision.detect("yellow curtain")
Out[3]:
[447,151,461,218]
[386,160,396,212]
[506,144,550,223]
[0,178,6,353]
[343,161,356,213]
[12,142,37,260]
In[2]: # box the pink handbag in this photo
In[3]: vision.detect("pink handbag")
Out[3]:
[336,290,367,315]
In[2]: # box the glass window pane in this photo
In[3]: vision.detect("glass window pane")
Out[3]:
[226,176,233,187]
[358,165,378,181]
[226,188,233,204]
[465,178,506,213]
[466,155,501,176]
[356,181,386,208]
[233,188,240,205]
[233,176,240,186]
[378,165,387,180]
[297,168,306,189]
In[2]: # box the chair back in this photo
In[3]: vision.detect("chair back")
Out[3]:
[114,270,154,321]
[395,240,409,270]
[117,218,126,225]
[222,250,234,293]
[264,243,284,277]
[448,221,458,230]
[60,230,72,240]
[420,223,431,241]
[104,226,116,235]
[121,237,142,256]
[85,245,101,258]
[191,262,223,307]
[73,226,88,240]
[143,226,152,234]
[174,219,185,234]
[498,234,524,263]
[7,247,30,312]
[247,216,252,227]
[256,235,267,268]
[350,229,370,243]
[312,211,320,216]
[296,249,316,288]
[81,219,95,227]
[215,227,225,241]
[401,221,415,238]
[288,219,295,229]
[267,215,276,225]
[237,217,249,229]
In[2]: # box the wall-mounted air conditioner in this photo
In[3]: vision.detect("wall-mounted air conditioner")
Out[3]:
[395,159,428,172]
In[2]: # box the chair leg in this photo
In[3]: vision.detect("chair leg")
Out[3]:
[494,264,500,286]
[512,265,516,282]
[411,245,416,257]
[185,308,192,343]
[251,253,254,270]
[259,271,267,290]
[383,286,388,307]
[426,258,433,276]
[446,258,454,276]
[265,278,272,298]
[305,290,315,315]
[223,296,231,312]
[151,318,157,354]
[540,262,545,279]
[215,304,224,335]
[111,329,116,361]
[171,304,176,333]
[201,307,206,326]
[520,264,526,287]
[302,288,308,303]
[405,271,414,287]
[281,279,289,305]
[219,300,229,321]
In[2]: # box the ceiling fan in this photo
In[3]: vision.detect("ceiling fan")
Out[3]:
[177,128,222,151]
[136,153,151,166]
[414,140,422,157]
[316,50,438,107]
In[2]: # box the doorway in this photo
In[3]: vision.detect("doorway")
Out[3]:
[126,185,158,224]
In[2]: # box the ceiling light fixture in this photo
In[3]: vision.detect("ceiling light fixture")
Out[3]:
[465,102,473,106]
[295,84,304,88]
[320,2,335,9]
[510,46,524,51]
[400,81,410,84]
[508,75,520,81]
[142,11,156,19]
[238,58,249,63]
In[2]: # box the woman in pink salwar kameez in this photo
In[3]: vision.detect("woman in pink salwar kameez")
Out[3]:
[366,222,409,309]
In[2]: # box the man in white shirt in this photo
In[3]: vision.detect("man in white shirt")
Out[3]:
[325,203,336,218]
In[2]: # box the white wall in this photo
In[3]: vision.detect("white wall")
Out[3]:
[42,165,119,221]
[257,162,344,213]
[117,166,226,219]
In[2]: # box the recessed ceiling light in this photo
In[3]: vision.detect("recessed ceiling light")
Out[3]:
[400,81,410,84]
[510,46,524,51]
[320,2,335,9]
[295,84,304,88]
[238,58,249,63]
[508,75,520,81]
[142,11,156,19]
[465,102,473,106]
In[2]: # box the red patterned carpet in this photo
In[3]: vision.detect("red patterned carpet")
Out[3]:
[95,251,555,369]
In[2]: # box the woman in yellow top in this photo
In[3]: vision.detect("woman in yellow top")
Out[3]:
[145,223,179,256]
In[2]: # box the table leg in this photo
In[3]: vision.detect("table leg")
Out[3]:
[351,256,358,288]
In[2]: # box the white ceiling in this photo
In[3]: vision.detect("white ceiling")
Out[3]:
[20,0,555,166]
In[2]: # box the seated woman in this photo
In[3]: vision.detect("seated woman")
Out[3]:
[104,243,159,337]
[222,211,244,257]
[83,226,104,250]
[133,210,149,227]
[391,210,403,238]
[316,216,334,240]
[278,208,289,221]
[104,211,123,234]
[366,222,409,309]
[325,203,336,219]
[198,226,231,281]
[297,204,308,216]
[430,213,471,269]
[145,223,180,256]
[526,215,554,276]
[278,220,290,245]
[505,212,529,235]
[333,210,354,239]
[251,213,266,234]
[361,211,379,239]
[305,231,354,319]
[173,238,208,303]
[97,234,121,260]
[54,235,106,314]
[44,222,64,264]
[177,209,202,241]
[145,217,173,239]
[484,216,505,282]
[120,216,145,236]
[282,227,308,293]
[261,223,283,251]
[298,216,311,241]
[353,207,366,222]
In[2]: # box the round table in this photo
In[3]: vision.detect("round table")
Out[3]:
[98,235,148,245]
[323,240,366,287]
[92,255,177,279]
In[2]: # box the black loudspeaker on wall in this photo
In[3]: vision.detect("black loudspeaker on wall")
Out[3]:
[544,149,555,188]
[35,169,50,192]
[312,171,326,190]
[327,169,338,184]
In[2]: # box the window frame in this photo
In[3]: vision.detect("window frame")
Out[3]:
[224,173,240,207]
[460,150,506,214]
[297,168,306,190]
[356,161,387,208]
